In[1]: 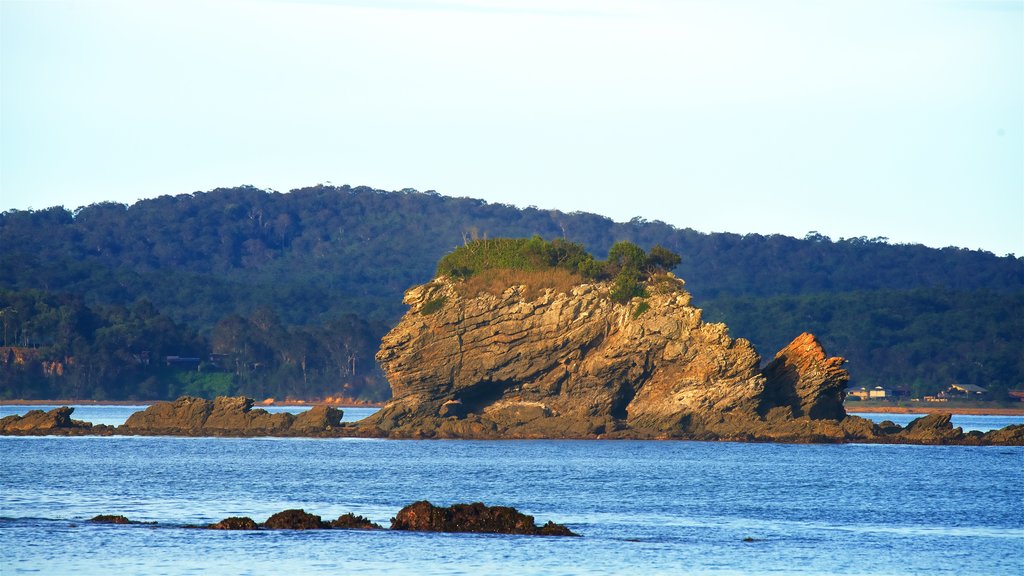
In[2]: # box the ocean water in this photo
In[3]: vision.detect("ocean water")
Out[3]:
[1,418,1022,575]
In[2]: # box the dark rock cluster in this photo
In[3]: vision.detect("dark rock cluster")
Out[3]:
[87,503,574,536]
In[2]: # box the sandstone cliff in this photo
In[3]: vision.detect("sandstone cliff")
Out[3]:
[363,275,844,440]
[360,275,1023,445]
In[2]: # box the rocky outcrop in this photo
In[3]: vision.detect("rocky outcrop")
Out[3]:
[329,513,383,530]
[120,396,342,436]
[359,275,1023,445]
[363,276,850,440]
[760,332,848,420]
[263,509,327,530]
[89,514,153,525]
[367,276,768,438]
[208,517,259,530]
[0,407,111,435]
[390,501,578,536]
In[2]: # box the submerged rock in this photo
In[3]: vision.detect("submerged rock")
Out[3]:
[390,501,578,536]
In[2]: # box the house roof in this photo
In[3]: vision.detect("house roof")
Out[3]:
[949,383,988,393]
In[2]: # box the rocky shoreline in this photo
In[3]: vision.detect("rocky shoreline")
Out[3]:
[2,394,1022,445]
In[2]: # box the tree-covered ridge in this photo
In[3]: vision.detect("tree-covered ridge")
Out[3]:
[1,184,1021,400]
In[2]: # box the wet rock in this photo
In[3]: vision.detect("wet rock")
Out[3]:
[329,513,383,530]
[263,509,327,530]
[208,516,259,530]
[89,514,147,525]
[390,501,578,536]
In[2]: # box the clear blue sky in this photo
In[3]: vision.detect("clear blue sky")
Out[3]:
[2,0,1022,255]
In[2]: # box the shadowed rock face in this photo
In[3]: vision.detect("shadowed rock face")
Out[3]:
[759,332,849,420]
[390,501,578,536]
[363,276,856,441]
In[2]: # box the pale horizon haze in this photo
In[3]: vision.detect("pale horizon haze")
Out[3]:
[2,0,1022,256]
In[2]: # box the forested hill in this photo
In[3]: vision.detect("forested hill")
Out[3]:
[2,184,1021,401]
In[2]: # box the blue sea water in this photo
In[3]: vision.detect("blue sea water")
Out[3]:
[1,408,1022,575]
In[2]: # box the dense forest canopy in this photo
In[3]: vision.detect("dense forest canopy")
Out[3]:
[1,184,1021,401]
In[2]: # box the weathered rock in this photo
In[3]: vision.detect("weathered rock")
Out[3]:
[363,276,851,441]
[0,407,93,434]
[292,405,344,433]
[118,396,342,436]
[898,413,964,444]
[329,513,383,530]
[263,509,327,530]
[760,333,848,420]
[390,501,578,536]
[122,396,213,433]
[204,396,294,434]
[89,514,148,525]
[208,516,259,530]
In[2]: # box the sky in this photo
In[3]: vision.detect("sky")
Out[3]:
[2,0,1022,256]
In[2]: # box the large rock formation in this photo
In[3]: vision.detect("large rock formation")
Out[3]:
[361,275,1021,445]
[121,396,342,436]
[364,275,853,440]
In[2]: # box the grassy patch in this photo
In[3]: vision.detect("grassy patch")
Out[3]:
[632,300,651,319]
[420,295,447,315]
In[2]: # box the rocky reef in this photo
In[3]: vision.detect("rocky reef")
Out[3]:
[360,274,1024,445]
[119,396,344,437]
[391,501,577,536]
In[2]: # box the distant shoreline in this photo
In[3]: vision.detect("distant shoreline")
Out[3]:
[0,399,385,408]
[847,405,1024,416]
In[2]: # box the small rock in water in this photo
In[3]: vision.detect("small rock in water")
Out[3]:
[390,501,578,536]
[208,516,259,530]
[329,513,383,530]
[88,514,145,525]
[263,509,327,530]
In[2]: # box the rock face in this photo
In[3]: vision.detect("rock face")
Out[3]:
[390,501,577,536]
[364,276,855,441]
[120,396,342,436]
[0,406,109,435]
[760,332,849,420]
